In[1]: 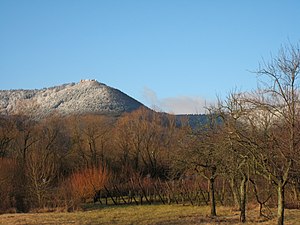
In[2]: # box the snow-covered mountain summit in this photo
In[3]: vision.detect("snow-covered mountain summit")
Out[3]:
[0,79,144,118]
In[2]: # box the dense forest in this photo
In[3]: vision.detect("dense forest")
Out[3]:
[1,43,300,225]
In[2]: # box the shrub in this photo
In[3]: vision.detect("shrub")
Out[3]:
[58,166,110,211]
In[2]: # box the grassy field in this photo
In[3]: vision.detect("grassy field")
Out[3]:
[0,204,300,225]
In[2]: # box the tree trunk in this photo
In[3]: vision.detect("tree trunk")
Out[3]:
[292,184,299,202]
[230,176,241,209]
[240,174,247,223]
[209,177,217,217]
[277,183,285,225]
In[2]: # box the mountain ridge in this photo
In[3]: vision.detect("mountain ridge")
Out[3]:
[0,79,144,119]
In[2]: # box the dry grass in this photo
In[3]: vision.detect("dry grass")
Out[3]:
[0,204,299,225]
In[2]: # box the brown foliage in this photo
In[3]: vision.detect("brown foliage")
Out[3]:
[59,166,110,210]
[0,158,17,212]
[65,115,114,169]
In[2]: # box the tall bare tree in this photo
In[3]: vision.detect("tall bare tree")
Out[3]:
[68,115,113,169]
[217,93,254,223]
[114,107,180,179]
[239,43,300,225]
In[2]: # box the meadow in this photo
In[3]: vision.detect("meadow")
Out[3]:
[0,204,300,225]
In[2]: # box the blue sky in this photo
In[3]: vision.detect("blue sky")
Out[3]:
[1,1,300,114]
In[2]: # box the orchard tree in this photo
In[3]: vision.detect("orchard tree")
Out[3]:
[239,43,300,225]
[177,110,225,217]
[217,94,252,223]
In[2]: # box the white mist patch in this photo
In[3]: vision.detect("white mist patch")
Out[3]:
[142,87,211,114]
[160,96,208,114]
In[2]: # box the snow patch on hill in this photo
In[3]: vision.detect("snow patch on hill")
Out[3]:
[0,80,143,118]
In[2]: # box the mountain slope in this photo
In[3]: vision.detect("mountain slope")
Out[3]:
[0,79,144,118]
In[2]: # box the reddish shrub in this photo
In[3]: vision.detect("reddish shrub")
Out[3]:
[58,166,110,210]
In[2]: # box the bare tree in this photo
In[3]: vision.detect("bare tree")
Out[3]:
[239,43,300,225]
[217,93,254,223]
[177,110,225,217]
[0,116,16,158]
[25,116,66,208]
[26,147,57,208]
[68,115,113,169]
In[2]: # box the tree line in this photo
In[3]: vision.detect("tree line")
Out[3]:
[0,43,299,225]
